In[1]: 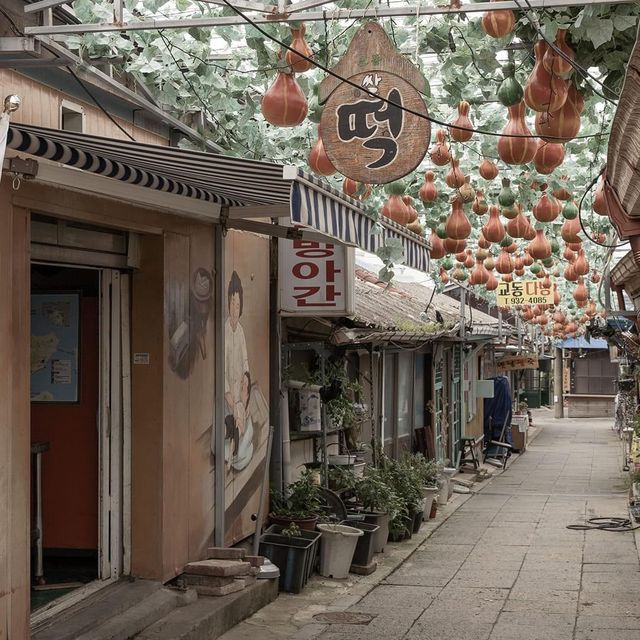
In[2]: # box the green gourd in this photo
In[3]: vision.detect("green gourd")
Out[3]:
[562,200,578,220]
[498,178,516,207]
[542,257,555,268]
[500,233,513,248]
[436,222,447,239]
[497,62,524,107]
[550,238,560,254]
[530,263,541,274]
[441,257,454,271]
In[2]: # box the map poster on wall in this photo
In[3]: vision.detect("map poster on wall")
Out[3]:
[31,292,80,403]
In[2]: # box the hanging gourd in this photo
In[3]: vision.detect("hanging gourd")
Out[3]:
[498,179,517,208]
[308,126,336,176]
[463,249,475,269]
[524,41,569,113]
[561,216,581,243]
[472,190,489,215]
[573,277,588,303]
[476,248,489,261]
[564,263,578,282]
[574,249,589,276]
[515,266,525,277]
[418,171,438,204]
[541,256,554,268]
[532,186,561,223]
[482,205,506,243]
[497,62,524,107]
[502,274,514,283]
[481,1,516,38]
[285,23,314,73]
[563,247,575,261]
[430,129,451,166]
[533,139,565,175]
[403,196,419,224]
[486,274,499,291]
[441,257,454,271]
[496,249,514,274]
[497,101,537,165]
[506,207,530,239]
[445,197,472,240]
[443,238,467,254]
[514,255,524,271]
[445,158,466,189]
[455,249,468,263]
[381,183,410,225]
[469,259,490,286]
[522,250,534,267]
[528,228,552,260]
[439,267,450,285]
[429,231,446,259]
[550,237,560,254]
[530,262,542,275]
[458,177,475,204]
[593,177,608,216]
[505,241,518,254]
[542,29,575,80]
[261,69,308,127]
[343,178,372,200]
[590,271,601,284]
[562,200,578,220]
[452,267,468,282]
[485,256,496,271]
[535,84,584,143]
[407,220,424,236]
[553,184,572,201]
[450,100,474,142]
[566,240,582,252]
[479,158,499,181]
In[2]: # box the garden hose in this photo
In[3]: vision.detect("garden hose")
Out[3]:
[566,517,640,532]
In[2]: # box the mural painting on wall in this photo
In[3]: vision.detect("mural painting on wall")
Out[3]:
[222,231,270,545]
[168,266,214,378]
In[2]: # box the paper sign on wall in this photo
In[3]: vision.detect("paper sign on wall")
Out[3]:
[278,239,354,316]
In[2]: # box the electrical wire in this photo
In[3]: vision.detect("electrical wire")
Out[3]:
[218,0,608,143]
[567,517,640,532]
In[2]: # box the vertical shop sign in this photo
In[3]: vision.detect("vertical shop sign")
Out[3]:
[278,239,354,316]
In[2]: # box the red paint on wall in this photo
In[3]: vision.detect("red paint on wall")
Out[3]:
[31,297,99,550]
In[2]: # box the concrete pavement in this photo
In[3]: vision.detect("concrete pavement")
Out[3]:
[221,411,640,640]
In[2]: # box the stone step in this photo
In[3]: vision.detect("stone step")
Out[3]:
[184,559,252,577]
[137,579,278,640]
[207,547,246,561]
[33,579,164,640]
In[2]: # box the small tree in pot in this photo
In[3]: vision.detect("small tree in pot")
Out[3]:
[270,470,322,531]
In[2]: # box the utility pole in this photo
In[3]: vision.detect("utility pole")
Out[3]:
[554,346,564,419]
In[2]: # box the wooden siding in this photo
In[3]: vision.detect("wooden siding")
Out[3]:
[0,69,168,146]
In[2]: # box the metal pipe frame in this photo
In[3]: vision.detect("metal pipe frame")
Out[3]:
[24,0,634,35]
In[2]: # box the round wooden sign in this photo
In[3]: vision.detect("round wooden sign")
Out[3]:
[320,71,431,185]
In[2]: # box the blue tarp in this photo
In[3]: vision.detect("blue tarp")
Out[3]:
[483,376,513,451]
[558,337,608,350]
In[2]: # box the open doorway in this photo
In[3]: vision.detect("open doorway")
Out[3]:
[30,265,100,610]
[30,264,130,614]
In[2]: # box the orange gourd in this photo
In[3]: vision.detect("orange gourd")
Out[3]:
[478,233,491,250]
[496,249,514,274]
[535,84,584,143]
[445,158,465,189]
[463,249,475,269]
[481,2,516,38]
[343,178,372,200]
[403,196,418,224]
[502,274,514,283]
[534,139,565,175]
[573,277,588,303]
[445,198,472,240]
[497,101,537,165]
[542,29,575,80]
[261,70,308,127]
[469,259,490,286]
[528,228,552,260]
[472,190,489,215]
[532,188,561,223]
[479,158,499,181]
[443,238,467,254]
[381,194,410,225]
[450,101,474,142]
[308,128,336,176]
[524,41,569,113]
[419,171,438,204]
[285,24,314,73]
[593,177,608,216]
[574,249,589,276]
[561,216,581,244]
[429,231,446,260]
[482,205,506,243]
[564,263,577,282]
[430,129,451,166]
[439,267,450,285]
[486,274,499,291]
[507,208,531,239]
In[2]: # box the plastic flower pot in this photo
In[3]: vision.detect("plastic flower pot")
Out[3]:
[268,513,319,531]
[317,524,363,579]
[339,520,380,568]
[259,526,321,593]
[442,467,457,500]
[422,486,439,521]
[411,502,426,534]
[355,511,389,553]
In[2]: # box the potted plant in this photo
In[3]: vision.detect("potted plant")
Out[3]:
[381,458,424,541]
[351,466,402,553]
[316,523,364,579]
[259,522,322,593]
[269,470,322,531]
[406,452,439,520]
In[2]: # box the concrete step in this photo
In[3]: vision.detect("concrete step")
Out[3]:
[73,587,196,640]
[137,578,278,640]
[33,579,163,640]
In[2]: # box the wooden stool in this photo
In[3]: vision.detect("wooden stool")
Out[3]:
[460,435,483,471]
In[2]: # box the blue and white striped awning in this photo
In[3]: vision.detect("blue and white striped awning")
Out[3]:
[6,123,430,272]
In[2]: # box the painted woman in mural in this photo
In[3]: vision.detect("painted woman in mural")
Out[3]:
[224,271,254,471]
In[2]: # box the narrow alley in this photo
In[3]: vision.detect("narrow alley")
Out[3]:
[221,412,640,640]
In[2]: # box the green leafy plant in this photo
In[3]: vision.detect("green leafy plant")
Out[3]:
[281,522,302,539]
[270,470,322,519]
[405,452,438,487]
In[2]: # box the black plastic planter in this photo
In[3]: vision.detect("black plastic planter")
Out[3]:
[339,520,380,568]
[259,526,321,593]
[411,509,424,534]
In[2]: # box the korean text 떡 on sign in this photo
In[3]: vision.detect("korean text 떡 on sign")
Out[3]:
[496,280,555,306]
[278,239,354,316]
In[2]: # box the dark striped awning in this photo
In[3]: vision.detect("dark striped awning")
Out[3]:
[7,123,430,272]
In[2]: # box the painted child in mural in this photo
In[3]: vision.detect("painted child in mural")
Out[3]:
[224,271,254,471]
